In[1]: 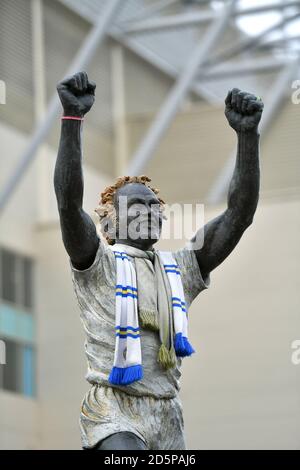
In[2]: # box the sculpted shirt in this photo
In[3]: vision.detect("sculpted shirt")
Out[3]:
[71,241,210,399]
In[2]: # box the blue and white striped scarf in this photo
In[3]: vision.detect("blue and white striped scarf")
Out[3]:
[109,244,195,386]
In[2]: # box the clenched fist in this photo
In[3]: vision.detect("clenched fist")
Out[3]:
[57,71,96,117]
[225,88,264,133]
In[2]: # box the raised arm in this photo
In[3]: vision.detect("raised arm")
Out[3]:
[193,88,264,279]
[54,72,99,270]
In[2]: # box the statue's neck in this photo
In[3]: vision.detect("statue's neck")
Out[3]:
[115,238,154,252]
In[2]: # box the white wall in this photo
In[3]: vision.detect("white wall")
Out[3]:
[179,199,300,449]
[0,122,38,254]
[31,197,300,450]
[0,121,110,449]
[34,225,88,449]
[0,391,40,449]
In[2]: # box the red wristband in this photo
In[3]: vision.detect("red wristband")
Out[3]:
[61,116,84,121]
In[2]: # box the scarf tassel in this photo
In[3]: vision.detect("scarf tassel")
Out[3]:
[109,365,143,386]
[158,344,177,369]
[139,309,160,332]
[174,333,195,357]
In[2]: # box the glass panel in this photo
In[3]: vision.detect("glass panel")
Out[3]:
[0,304,34,343]
[22,345,35,398]
[1,249,17,303]
[0,249,35,398]
[0,304,17,339]
[0,340,35,397]
[17,310,34,343]
[22,257,33,309]
[2,339,22,393]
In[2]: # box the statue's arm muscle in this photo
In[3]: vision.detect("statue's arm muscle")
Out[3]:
[54,119,99,270]
[54,73,99,270]
[193,89,263,279]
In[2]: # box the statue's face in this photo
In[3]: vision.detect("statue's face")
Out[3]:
[114,183,163,250]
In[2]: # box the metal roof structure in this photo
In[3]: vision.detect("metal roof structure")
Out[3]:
[59,0,300,202]
[59,0,300,99]
[1,0,300,211]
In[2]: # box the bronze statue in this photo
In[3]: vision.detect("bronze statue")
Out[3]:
[54,71,263,450]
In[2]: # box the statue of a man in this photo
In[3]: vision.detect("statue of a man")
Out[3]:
[54,71,263,450]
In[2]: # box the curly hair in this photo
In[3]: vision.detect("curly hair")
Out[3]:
[95,175,165,245]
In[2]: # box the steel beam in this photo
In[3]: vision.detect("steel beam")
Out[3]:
[123,1,300,34]
[111,45,128,176]
[123,11,214,33]
[206,57,300,205]
[110,24,221,105]
[0,0,122,213]
[205,12,300,68]
[58,0,300,103]
[127,0,236,176]
[120,0,179,24]
[258,34,300,50]
[199,57,289,80]
[113,7,300,104]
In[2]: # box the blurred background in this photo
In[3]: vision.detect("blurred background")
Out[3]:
[0,0,299,449]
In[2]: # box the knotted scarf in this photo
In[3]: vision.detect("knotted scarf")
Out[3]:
[109,244,194,386]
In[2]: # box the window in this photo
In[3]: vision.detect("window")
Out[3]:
[22,257,33,310]
[0,340,35,397]
[0,249,34,309]
[1,249,17,304]
[0,248,35,398]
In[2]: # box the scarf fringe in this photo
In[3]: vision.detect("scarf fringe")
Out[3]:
[158,343,177,369]
[139,309,159,331]
[174,333,195,357]
[109,365,143,386]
